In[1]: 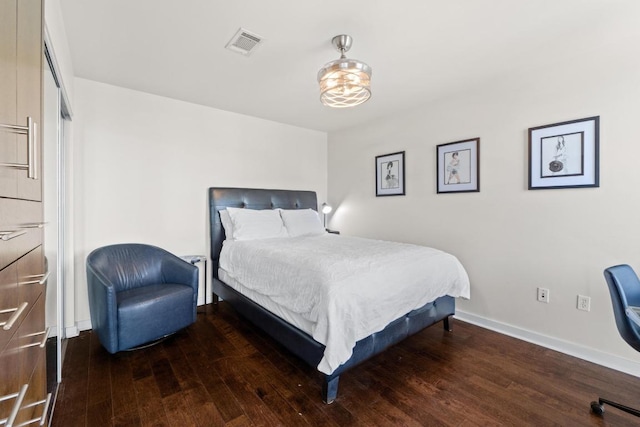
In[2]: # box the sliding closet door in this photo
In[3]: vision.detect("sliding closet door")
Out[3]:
[43,60,61,392]
[42,39,73,400]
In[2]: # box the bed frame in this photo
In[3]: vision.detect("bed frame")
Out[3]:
[208,187,455,403]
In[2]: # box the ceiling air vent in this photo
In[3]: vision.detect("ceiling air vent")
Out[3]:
[225,28,264,56]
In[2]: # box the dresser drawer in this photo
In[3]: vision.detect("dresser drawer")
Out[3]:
[17,246,44,314]
[0,294,46,426]
[0,262,19,351]
[0,319,21,421]
[0,352,47,427]
[15,303,47,427]
[0,353,48,427]
[0,246,44,351]
[0,198,43,271]
[18,293,45,387]
[16,353,47,426]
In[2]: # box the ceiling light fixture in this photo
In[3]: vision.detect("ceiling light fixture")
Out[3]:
[317,35,372,108]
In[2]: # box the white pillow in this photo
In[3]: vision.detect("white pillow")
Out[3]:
[226,207,289,241]
[280,208,326,237]
[219,209,234,240]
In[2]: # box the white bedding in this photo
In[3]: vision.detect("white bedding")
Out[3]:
[218,234,471,374]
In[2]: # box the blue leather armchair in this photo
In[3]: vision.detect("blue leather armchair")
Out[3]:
[591,264,640,418]
[86,243,199,353]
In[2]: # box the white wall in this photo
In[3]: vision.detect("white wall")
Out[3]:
[72,78,327,327]
[327,25,640,375]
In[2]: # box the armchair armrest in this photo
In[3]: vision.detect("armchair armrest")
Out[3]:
[86,264,119,353]
[161,256,199,292]
[161,256,199,322]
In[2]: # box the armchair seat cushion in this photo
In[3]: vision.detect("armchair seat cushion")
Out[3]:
[117,283,195,350]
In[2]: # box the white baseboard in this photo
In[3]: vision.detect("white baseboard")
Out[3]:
[65,319,92,338]
[77,319,92,332]
[65,325,80,338]
[455,310,640,378]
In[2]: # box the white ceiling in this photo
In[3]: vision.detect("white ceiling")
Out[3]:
[59,0,638,133]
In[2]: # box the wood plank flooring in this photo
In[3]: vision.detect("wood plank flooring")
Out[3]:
[51,303,640,426]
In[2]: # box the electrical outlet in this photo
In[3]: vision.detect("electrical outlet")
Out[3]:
[537,287,550,303]
[578,295,591,311]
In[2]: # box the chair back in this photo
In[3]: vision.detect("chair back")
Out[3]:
[604,264,640,353]
[87,243,169,292]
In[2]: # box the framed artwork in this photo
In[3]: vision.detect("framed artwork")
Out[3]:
[528,116,599,189]
[436,138,480,193]
[376,151,405,196]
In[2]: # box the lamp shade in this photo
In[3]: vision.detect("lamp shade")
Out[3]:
[321,203,333,214]
[318,35,372,108]
[318,59,371,108]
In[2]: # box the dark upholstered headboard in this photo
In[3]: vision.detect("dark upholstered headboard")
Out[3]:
[208,187,318,279]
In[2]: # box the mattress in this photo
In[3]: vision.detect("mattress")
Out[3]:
[219,234,470,374]
[217,269,316,336]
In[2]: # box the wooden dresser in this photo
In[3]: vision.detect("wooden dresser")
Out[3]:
[0,0,51,425]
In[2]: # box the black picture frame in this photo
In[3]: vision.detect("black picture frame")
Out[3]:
[375,151,405,196]
[436,138,480,194]
[528,116,599,190]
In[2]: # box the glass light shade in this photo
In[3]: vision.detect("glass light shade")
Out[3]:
[318,58,372,108]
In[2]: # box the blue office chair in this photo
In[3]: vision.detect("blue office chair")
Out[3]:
[86,243,199,353]
[591,264,640,417]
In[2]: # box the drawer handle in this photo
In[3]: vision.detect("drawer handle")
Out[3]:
[20,327,50,349]
[18,222,47,229]
[11,392,52,426]
[39,327,50,348]
[0,117,37,179]
[20,271,49,286]
[4,384,28,427]
[37,271,49,285]
[0,302,28,330]
[0,384,27,403]
[0,230,27,241]
[0,223,45,241]
[39,393,52,426]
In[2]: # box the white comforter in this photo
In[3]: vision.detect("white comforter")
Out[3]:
[219,234,470,374]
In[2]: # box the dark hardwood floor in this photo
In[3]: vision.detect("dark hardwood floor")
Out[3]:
[51,303,640,426]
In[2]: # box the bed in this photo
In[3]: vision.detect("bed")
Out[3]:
[208,187,470,403]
